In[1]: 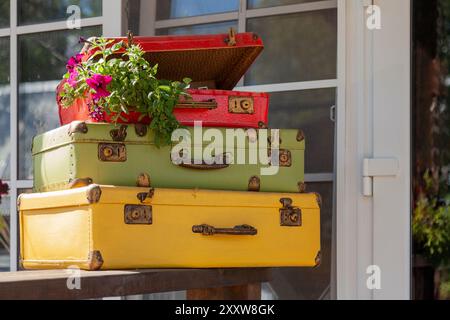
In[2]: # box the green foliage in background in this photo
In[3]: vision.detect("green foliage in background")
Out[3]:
[413,170,450,266]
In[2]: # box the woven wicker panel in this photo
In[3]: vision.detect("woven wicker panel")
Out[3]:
[142,46,262,90]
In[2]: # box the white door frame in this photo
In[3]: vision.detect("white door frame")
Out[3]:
[335,0,411,299]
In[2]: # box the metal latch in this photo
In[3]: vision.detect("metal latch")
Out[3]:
[279,198,302,226]
[363,158,399,196]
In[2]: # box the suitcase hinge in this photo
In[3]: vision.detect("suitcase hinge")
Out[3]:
[279,198,302,227]
[110,125,128,141]
[137,188,155,203]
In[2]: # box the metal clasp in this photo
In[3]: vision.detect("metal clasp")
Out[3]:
[279,198,302,227]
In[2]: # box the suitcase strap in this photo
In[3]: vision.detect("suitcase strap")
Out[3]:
[192,224,257,236]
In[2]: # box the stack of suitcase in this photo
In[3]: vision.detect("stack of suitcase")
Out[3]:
[18,30,321,270]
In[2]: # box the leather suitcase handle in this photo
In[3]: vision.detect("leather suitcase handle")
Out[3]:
[176,153,230,170]
[192,224,257,236]
[175,100,217,109]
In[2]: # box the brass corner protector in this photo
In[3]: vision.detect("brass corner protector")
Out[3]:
[16,194,23,210]
[248,176,260,192]
[86,184,102,204]
[68,121,88,135]
[314,192,322,208]
[136,173,151,187]
[296,129,305,142]
[68,177,93,189]
[87,250,104,271]
[134,124,148,137]
[314,251,322,268]
[298,182,306,193]
[258,121,268,129]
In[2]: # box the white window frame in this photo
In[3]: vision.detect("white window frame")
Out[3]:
[335,0,411,299]
[0,0,122,272]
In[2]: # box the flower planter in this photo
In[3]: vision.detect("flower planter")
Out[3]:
[57,31,269,128]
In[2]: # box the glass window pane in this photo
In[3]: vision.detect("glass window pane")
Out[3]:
[248,0,319,9]
[0,190,10,272]
[270,182,333,299]
[268,89,335,173]
[18,0,102,26]
[0,37,10,180]
[18,26,102,180]
[156,21,238,36]
[156,0,239,20]
[245,10,337,85]
[0,1,9,28]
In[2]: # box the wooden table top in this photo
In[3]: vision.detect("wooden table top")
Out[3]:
[0,268,272,300]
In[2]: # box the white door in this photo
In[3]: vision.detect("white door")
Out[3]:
[336,0,411,299]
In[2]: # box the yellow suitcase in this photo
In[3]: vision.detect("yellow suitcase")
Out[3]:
[19,185,321,270]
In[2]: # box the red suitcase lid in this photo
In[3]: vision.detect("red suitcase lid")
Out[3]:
[82,29,263,90]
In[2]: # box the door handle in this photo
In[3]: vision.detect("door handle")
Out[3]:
[362,158,399,196]
[192,224,257,236]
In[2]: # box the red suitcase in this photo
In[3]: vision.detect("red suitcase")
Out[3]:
[57,31,269,128]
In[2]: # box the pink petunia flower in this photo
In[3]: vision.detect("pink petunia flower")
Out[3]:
[66,53,84,72]
[86,74,112,101]
[89,105,106,122]
[67,70,78,88]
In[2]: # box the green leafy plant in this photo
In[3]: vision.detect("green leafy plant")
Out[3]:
[59,36,191,146]
[413,170,450,265]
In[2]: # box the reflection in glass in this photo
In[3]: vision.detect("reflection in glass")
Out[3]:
[0,37,10,180]
[270,182,333,299]
[412,0,450,300]
[245,10,337,85]
[156,21,238,36]
[248,0,318,9]
[0,193,10,272]
[18,0,102,25]
[268,89,335,173]
[0,1,9,28]
[18,26,102,180]
[156,0,239,20]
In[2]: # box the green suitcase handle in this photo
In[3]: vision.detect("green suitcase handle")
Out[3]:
[177,153,230,170]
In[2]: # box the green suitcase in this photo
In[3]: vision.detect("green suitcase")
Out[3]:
[32,121,305,193]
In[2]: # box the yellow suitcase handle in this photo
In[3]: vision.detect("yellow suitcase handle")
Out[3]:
[192,224,257,236]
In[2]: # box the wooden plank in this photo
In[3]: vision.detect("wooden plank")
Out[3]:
[187,283,261,300]
[0,268,271,300]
